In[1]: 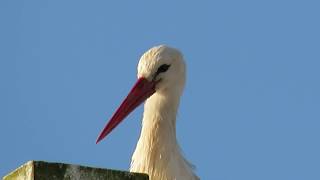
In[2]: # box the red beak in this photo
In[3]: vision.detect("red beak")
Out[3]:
[96,77,156,144]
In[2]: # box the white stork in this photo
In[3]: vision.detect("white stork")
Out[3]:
[96,45,199,180]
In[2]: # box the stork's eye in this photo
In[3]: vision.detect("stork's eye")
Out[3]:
[156,64,171,74]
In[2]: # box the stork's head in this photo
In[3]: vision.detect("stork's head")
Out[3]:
[96,45,186,143]
[138,45,186,94]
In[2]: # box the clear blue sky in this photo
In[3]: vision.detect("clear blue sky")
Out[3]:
[1,0,320,179]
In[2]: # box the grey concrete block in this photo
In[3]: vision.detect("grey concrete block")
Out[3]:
[3,161,149,180]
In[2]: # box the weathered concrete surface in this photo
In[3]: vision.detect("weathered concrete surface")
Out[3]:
[3,161,149,180]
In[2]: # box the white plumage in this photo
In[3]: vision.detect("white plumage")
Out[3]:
[96,45,199,180]
[130,45,199,180]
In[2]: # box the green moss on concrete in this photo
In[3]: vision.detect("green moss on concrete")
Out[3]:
[3,161,149,180]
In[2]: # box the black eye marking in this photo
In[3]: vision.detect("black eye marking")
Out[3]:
[156,64,171,74]
[153,64,171,81]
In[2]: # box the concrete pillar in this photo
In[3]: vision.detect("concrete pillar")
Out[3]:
[3,161,149,180]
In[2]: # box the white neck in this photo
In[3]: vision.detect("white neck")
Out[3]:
[130,91,198,180]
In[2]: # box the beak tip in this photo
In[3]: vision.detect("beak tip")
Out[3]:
[96,135,103,144]
[96,128,109,144]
